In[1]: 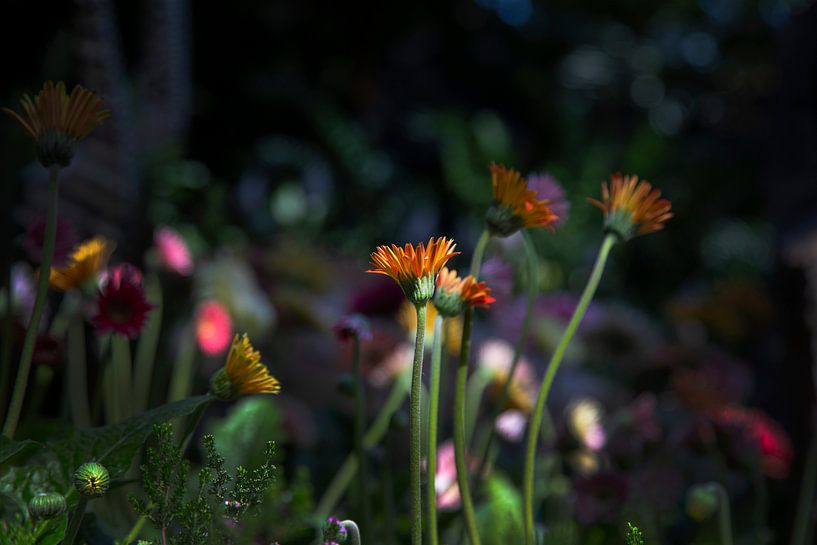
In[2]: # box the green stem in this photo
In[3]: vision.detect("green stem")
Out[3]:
[315,368,411,519]
[791,431,817,545]
[133,273,162,413]
[714,483,734,545]
[473,230,539,491]
[3,165,60,438]
[523,233,616,545]
[453,308,481,545]
[469,230,491,278]
[62,495,89,545]
[409,303,427,545]
[426,315,444,545]
[352,334,371,539]
[67,315,92,428]
[111,335,133,420]
[342,519,363,545]
[168,327,196,403]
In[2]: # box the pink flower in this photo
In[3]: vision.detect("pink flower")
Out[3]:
[93,264,155,338]
[495,410,527,443]
[195,300,233,356]
[430,440,463,510]
[154,227,193,276]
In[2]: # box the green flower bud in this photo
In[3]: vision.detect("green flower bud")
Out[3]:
[209,367,236,400]
[73,462,110,498]
[27,492,67,520]
[35,129,76,167]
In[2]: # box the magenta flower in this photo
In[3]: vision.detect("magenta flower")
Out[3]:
[93,264,155,338]
[195,300,233,356]
[154,226,193,276]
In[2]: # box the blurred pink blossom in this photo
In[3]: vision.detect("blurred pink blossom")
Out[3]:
[195,300,233,356]
[495,410,527,442]
[154,227,193,276]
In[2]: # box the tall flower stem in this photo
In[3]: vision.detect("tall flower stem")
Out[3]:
[110,335,133,420]
[63,495,89,545]
[713,483,734,545]
[469,230,491,278]
[133,273,162,412]
[523,233,616,545]
[168,327,196,403]
[66,317,90,428]
[791,429,817,545]
[351,334,371,539]
[453,308,481,545]
[473,230,539,491]
[409,303,428,545]
[2,165,60,438]
[426,314,444,545]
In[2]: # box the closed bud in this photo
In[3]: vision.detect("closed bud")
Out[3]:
[73,462,110,498]
[27,492,67,520]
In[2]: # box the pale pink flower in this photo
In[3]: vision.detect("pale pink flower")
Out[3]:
[195,300,233,356]
[154,226,193,276]
[495,410,527,442]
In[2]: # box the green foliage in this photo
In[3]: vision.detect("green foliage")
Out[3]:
[0,437,41,466]
[626,522,646,545]
[0,463,66,521]
[0,514,67,545]
[130,423,277,545]
[475,474,525,544]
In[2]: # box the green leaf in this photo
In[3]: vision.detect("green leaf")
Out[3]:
[476,473,525,544]
[34,516,67,545]
[50,395,212,481]
[0,437,42,465]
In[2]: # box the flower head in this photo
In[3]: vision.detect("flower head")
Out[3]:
[73,462,110,498]
[93,264,155,338]
[433,267,495,317]
[367,237,459,304]
[485,163,558,236]
[588,173,672,240]
[209,334,281,400]
[49,236,114,291]
[196,300,233,356]
[154,226,194,276]
[3,81,110,167]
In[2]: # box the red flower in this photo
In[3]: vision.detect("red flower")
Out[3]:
[713,405,794,479]
[93,264,154,338]
[195,300,233,356]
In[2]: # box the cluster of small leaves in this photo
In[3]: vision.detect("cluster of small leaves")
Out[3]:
[130,423,277,545]
[626,522,645,545]
[0,514,66,545]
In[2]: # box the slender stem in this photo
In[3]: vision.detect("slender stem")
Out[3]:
[133,273,162,413]
[315,368,411,519]
[791,430,817,545]
[469,230,491,278]
[713,483,734,545]
[473,230,539,491]
[111,335,133,420]
[342,520,363,545]
[168,327,196,403]
[352,334,371,539]
[523,233,616,545]
[409,303,427,545]
[66,315,91,428]
[453,308,481,545]
[3,165,60,438]
[426,315,444,545]
[62,495,89,545]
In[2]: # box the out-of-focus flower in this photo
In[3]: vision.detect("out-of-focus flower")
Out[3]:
[566,397,606,451]
[153,226,193,276]
[433,267,495,317]
[426,439,476,510]
[486,163,558,237]
[209,334,281,400]
[528,172,570,226]
[332,314,372,342]
[588,173,672,240]
[321,516,348,544]
[23,216,77,267]
[73,462,110,498]
[367,237,459,305]
[495,409,527,442]
[195,300,233,356]
[480,257,513,304]
[93,264,155,338]
[198,256,276,338]
[9,263,37,323]
[478,338,537,413]
[581,304,660,370]
[629,392,661,442]
[349,279,405,316]
[713,405,793,479]
[50,236,114,291]
[3,81,110,167]
[398,301,462,355]
[572,471,628,524]
[368,342,413,388]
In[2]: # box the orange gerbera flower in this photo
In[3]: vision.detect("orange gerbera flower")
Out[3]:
[210,334,281,400]
[49,236,114,291]
[588,173,673,239]
[367,237,459,304]
[433,267,495,317]
[485,163,558,236]
[3,81,110,167]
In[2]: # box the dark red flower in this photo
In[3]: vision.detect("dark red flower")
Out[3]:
[93,264,155,338]
[23,215,78,268]
[332,314,372,342]
[713,405,794,479]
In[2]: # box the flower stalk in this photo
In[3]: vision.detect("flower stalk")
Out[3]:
[409,303,427,545]
[426,314,444,545]
[351,333,371,539]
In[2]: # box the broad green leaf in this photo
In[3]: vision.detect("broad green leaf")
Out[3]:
[0,436,42,465]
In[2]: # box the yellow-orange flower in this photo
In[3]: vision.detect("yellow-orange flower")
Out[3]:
[434,267,495,317]
[3,81,110,167]
[49,236,114,291]
[588,173,673,239]
[210,334,281,400]
[486,163,558,236]
[367,237,459,304]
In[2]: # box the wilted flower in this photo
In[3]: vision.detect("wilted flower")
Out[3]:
[527,172,570,226]
[332,314,373,342]
[3,81,110,167]
[209,334,281,400]
[93,264,155,338]
[195,300,233,356]
[367,237,459,305]
[23,216,77,267]
[433,267,495,317]
[588,173,672,240]
[73,462,110,498]
[50,236,114,291]
[572,471,628,524]
[154,226,193,276]
[485,163,558,237]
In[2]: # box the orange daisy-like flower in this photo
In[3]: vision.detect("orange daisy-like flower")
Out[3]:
[485,163,559,237]
[588,173,673,240]
[367,237,459,304]
[433,267,495,317]
[210,334,281,400]
[3,81,110,167]
[49,236,114,291]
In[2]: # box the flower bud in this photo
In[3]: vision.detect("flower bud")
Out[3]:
[73,462,110,498]
[27,492,67,520]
